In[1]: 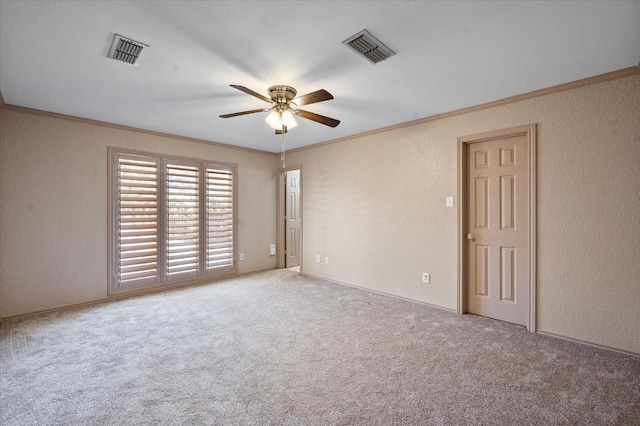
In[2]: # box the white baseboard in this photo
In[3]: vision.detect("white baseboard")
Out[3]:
[536,330,639,358]
[0,267,277,323]
[300,272,457,314]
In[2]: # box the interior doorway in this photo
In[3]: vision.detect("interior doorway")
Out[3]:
[277,165,302,271]
[457,124,537,331]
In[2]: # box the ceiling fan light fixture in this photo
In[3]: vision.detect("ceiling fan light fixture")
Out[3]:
[281,110,298,129]
[265,109,298,130]
[265,110,282,129]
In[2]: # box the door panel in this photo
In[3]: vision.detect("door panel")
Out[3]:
[475,177,489,228]
[467,135,529,325]
[474,244,489,297]
[285,169,301,268]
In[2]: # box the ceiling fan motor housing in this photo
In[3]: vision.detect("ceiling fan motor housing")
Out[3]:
[268,85,297,108]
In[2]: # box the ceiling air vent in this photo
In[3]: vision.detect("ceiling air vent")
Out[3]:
[107,34,148,66]
[342,29,396,64]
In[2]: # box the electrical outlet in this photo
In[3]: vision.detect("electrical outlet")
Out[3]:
[316,254,321,263]
[239,253,245,261]
[422,273,430,284]
[325,257,329,264]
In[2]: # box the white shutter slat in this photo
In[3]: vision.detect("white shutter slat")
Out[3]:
[121,262,159,274]
[121,255,157,266]
[206,239,233,245]
[120,269,158,282]
[120,249,157,260]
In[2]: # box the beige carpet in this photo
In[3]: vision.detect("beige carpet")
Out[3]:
[1,269,639,425]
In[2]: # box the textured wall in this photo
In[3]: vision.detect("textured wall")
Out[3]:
[0,110,278,318]
[286,74,640,354]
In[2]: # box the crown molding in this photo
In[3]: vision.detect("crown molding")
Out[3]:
[288,66,640,154]
[0,102,276,156]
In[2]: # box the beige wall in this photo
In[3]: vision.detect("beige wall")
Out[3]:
[286,74,640,354]
[0,109,279,318]
[1,73,639,355]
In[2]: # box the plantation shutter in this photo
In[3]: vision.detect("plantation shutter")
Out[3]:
[116,155,159,286]
[166,162,200,278]
[206,166,234,271]
[110,149,237,295]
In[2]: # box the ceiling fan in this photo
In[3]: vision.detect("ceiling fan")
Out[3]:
[219,85,340,134]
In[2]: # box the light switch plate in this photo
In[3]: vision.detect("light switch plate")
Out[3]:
[446,196,454,208]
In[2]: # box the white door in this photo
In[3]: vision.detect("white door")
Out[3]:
[285,169,301,268]
[467,134,529,326]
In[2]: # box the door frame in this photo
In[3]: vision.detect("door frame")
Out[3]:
[276,164,303,270]
[457,124,537,332]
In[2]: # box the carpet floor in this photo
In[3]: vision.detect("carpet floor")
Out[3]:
[1,269,639,425]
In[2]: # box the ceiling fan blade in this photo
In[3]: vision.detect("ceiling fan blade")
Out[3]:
[294,89,334,107]
[297,109,340,128]
[229,85,272,103]
[219,108,266,118]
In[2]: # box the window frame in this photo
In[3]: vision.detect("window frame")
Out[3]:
[108,147,238,296]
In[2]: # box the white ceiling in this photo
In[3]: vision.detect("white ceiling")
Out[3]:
[1,1,638,153]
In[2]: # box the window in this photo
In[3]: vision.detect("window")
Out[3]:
[109,149,236,295]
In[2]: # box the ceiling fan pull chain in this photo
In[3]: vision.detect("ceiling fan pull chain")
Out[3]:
[281,124,286,168]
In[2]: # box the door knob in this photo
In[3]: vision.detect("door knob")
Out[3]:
[466,233,474,240]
